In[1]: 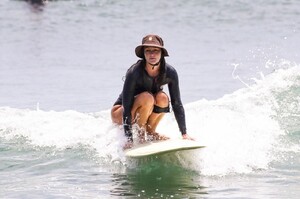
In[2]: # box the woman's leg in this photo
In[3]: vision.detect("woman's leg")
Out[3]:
[110,92,155,128]
[111,91,169,140]
[146,91,169,136]
[131,92,155,129]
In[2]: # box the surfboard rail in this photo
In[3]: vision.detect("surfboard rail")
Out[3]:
[124,139,205,157]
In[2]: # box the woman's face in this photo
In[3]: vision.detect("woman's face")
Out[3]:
[144,47,162,65]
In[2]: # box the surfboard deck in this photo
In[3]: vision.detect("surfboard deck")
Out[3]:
[124,139,205,158]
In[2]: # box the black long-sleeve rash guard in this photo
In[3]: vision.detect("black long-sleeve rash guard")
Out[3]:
[114,60,187,140]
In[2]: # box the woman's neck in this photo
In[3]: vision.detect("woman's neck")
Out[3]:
[145,62,160,77]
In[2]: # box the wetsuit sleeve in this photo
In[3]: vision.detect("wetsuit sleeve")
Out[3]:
[122,71,137,141]
[113,93,122,106]
[168,69,187,135]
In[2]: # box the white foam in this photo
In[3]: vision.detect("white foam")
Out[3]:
[157,63,299,175]
[0,108,125,160]
[0,64,299,176]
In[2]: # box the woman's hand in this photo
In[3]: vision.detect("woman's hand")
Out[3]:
[182,133,195,141]
[123,140,133,150]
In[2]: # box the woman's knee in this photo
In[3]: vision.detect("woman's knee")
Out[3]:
[136,92,155,106]
[155,92,169,107]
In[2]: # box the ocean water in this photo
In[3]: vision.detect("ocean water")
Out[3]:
[0,0,300,198]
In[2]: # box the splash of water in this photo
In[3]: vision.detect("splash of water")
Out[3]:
[0,63,299,176]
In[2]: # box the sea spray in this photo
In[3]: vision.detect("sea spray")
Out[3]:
[1,65,299,176]
[158,63,299,175]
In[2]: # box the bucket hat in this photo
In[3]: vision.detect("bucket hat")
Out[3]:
[135,34,169,58]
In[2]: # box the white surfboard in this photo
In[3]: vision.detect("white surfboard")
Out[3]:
[125,139,205,158]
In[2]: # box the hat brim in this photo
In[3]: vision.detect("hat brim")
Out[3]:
[135,44,169,58]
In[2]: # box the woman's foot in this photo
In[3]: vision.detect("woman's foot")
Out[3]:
[147,132,169,141]
[137,128,147,143]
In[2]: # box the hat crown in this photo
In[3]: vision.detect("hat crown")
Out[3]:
[142,35,164,47]
[135,34,169,58]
